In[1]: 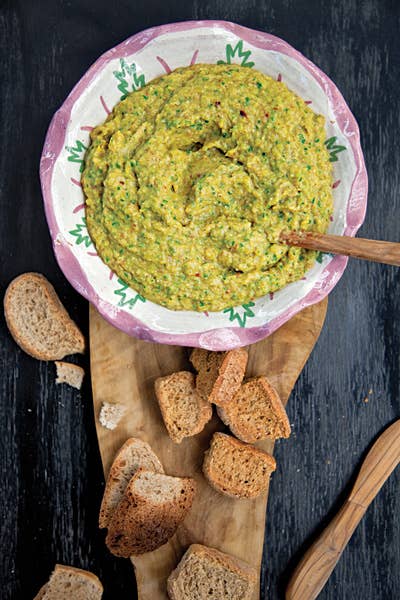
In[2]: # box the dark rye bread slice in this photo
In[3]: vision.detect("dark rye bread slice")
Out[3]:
[4,273,85,360]
[167,544,257,600]
[33,564,103,599]
[190,348,248,406]
[106,470,196,557]
[203,432,276,498]
[154,371,212,443]
[217,376,291,443]
[99,437,164,528]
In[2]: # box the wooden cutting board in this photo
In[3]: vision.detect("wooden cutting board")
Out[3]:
[89,298,327,599]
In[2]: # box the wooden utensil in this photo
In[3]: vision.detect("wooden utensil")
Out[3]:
[286,419,400,600]
[90,299,327,600]
[280,231,400,266]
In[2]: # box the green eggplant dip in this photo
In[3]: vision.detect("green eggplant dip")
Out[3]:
[82,63,333,311]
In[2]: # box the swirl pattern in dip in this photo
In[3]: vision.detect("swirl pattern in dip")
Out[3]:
[82,64,333,311]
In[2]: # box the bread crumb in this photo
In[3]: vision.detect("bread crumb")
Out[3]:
[55,361,84,389]
[99,402,126,430]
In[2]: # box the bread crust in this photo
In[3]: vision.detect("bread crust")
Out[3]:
[203,432,276,498]
[52,564,103,588]
[4,272,85,360]
[209,348,248,406]
[106,469,196,557]
[154,371,212,443]
[190,348,248,406]
[55,361,85,389]
[34,564,103,598]
[190,349,224,401]
[167,544,257,600]
[217,376,291,443]
[99,437,164,528]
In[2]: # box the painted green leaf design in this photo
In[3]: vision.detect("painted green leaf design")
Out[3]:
[69,217,92,248]
[113,58,146,100]
[217,40,255,68]
[223,301,256,328]
[65,140,87,172]
[114,278,146,308]
[324,136,346,162]
[316,251,334,264]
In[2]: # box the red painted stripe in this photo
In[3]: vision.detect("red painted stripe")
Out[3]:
[156,55,171,73]
[100,95,111,115]
[190,49,199,65]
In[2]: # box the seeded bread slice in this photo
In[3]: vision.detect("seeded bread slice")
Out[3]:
[217,376,291,443]
[33,564,103,599]
[167,544,257,600]
[203,432,276,498]
[55,361,85,390]
[99,437,164,529]
[4,273,85,360]
[155,371,212,443]
[106,469,196,557]
[190,348,248,406]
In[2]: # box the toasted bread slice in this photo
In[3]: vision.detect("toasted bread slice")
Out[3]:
[167,543,257,600]
[4,273,85,360]
[99,437,164,528]
[106,469,196,557]
[155,371,212,443]
[190,348,248,406]
[33,564,103,599]
[203,432,276,498]
[217,376,291,443]
[55,361,85,390]
[190,349,224,400]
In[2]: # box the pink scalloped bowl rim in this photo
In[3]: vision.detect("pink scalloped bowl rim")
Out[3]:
[40,20,368,350]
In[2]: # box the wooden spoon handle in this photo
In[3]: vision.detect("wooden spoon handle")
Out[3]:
[285,500,366,600]
[280,231,400,266]
[287,420,400,600]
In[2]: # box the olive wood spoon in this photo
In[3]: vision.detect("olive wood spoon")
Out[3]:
[280,231,400,266]
[286,419,400,600]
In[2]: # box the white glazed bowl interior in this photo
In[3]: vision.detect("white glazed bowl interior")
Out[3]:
[40,21,367,350]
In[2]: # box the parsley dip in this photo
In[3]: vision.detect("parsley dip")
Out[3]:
[82,63,333,311]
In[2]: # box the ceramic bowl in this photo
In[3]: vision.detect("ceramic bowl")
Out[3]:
[40,20,367,350]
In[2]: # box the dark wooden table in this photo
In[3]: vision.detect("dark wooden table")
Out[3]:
[1,1,399,598]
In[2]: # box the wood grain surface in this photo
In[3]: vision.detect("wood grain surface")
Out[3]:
[286,419,400,600]
[1,1,400,599]
[280,231,400,266]
[89,300,326,600]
